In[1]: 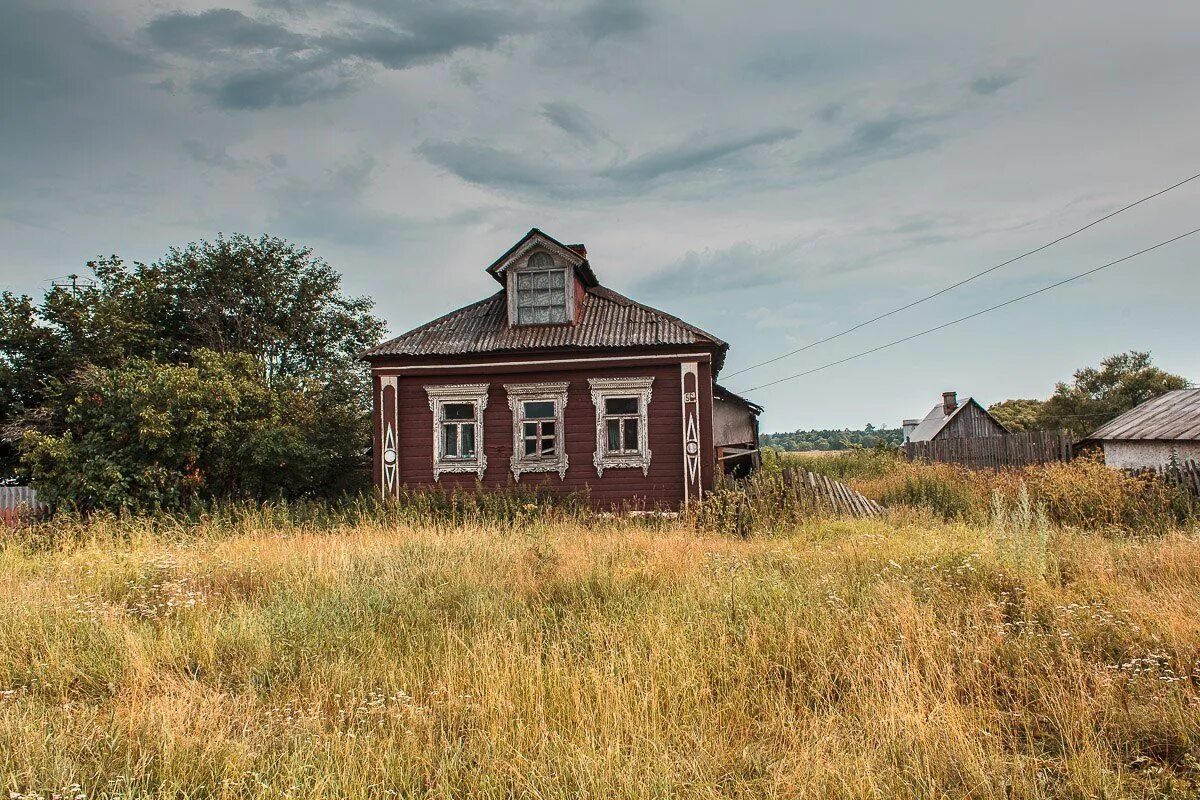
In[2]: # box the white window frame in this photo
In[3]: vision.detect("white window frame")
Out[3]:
[507,250,574,325]
[505,382,569,480]
[588,377,653,476]
[425,383,489,481]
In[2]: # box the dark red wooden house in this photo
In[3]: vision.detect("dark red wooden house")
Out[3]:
[362,229,761,508]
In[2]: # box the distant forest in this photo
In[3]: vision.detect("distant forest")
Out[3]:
[759,425,903,452]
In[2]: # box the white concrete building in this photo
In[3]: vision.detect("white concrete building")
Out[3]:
[1081,388,1200,470]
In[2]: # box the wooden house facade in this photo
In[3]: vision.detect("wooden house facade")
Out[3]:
[362,229,761,508]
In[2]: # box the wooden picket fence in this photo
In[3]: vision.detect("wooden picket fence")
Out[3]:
[904,430,1074,470]
[1129,459,1200,497]
[780,465,884,518]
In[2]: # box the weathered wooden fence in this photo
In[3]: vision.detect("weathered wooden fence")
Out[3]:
[1129,459,1200,497]
[904,431,1073,470]
[780,465,884,518]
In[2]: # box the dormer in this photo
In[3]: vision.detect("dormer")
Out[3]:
[485,229,598,327]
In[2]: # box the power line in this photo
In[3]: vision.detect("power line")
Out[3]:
[736,226,1200,394]
[724,171,1200,380]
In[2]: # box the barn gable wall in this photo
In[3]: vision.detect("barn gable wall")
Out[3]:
[936,401,1008,440]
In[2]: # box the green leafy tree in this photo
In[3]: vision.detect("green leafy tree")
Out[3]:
[21,351,365,511]
[1,234,385,505]
[1039,351,1188,438]
[987,398,1046,432]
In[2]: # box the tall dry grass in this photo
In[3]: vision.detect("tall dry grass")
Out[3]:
[2,507,1199,798]
[784,449,1198,534]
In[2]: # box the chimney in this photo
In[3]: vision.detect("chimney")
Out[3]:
[901,419,920,443]
[942,391,958,416]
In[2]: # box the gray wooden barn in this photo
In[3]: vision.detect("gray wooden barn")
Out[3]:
[902,391,1008,444]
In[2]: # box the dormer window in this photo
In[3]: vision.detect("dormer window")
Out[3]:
[515,252,568,324]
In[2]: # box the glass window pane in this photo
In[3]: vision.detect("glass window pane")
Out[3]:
[541,421,555,437]
[605,397,638,415]
[623,419,639,451]
[606,419,621,452]
[523,401,555,419]
[443,424,458,457]
[550,270,565,289]
[532,306,550,323]
[524,438,537,456]
[444,403,475,421]
[461,424,475,457]
[541,437,555,455]
[529,252,554,269]
[549,305,567,323]
[534,271,550,290]
[517,273,532,289]
[524,421,539,438]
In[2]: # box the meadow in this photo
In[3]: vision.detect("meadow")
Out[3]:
[1,466,1199,798]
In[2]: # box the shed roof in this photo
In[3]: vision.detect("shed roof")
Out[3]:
[906,397,998,442]
[363,284,728,370]
[1082,388,1200,442]
[713,383,763,415]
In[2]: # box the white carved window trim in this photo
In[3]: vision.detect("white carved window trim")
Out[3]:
[588,376,653,477]
[425,383,489,481]
[507,249,575,326]
[505,382,569,480]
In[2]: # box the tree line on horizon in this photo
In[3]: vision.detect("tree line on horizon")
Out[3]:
[760,351,1190,452]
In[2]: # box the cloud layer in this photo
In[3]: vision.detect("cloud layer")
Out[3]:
[3,0,1199,431]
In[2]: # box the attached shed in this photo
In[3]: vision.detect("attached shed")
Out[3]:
[904,391,1008,443]
[713,384,762,476]
[1079,388,1200,469]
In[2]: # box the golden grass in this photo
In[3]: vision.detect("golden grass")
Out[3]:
[2,512,1199,798]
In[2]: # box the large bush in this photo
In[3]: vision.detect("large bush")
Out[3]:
[20,351,367,513]
[1,234,384,510]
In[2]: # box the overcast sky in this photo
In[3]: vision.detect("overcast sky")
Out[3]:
[3,0,1198,432]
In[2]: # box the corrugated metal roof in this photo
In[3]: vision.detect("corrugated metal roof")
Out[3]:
[0,486,40,509]
[364,285,728,369]
[906,397,980,442]
[1083,388,1200,442]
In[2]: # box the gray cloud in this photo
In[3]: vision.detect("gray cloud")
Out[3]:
[144,3,527,109]
[601,128,800,183]
[803,113,942,175]
[540,101,608,146]
[970,73,1019,95]
[146,8,305,55]
[418,140,582,198]
[574,0,652,42]
[418,127,802,199]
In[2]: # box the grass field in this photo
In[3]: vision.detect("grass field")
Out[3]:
[2,503,1199,798]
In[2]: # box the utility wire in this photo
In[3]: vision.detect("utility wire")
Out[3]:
[736,227,1200,394]
[723,171,1200,379]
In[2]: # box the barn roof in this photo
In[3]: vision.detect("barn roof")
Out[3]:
[906,397,1000,442]
[1082,388,1200,442]
[363,284,728,370]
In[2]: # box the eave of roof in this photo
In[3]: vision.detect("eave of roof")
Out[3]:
[362,283,730,372]
[1081,388,1200,442]
[713,383,764,415]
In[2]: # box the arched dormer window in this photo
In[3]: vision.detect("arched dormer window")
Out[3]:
[514,252,569,324]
